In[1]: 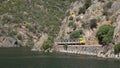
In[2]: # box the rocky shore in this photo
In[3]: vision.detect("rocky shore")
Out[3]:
[55,45,101,55]
[55,45,120,59]
[0,37,20,47]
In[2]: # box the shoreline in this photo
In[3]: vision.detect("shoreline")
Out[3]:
[57,50,120,60]
[54,45,120,60]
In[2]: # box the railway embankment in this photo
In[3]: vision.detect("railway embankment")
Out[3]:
[54,45,120,59]
[55,45,102,56]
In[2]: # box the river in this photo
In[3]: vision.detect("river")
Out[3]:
[0,47,120,68]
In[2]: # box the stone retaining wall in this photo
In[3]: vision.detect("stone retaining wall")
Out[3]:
[55,45,102,56]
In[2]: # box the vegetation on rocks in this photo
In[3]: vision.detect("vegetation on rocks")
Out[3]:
[42,40,53,50]
[68,21,76,29]
[69,16,74,20]
[81,22,89,29]
[63,44,68,50]
[96,25,114,45]
[70,30,83,39]
[104,1,113,9]
[90,18,98,29]
[114,42,120,55]
[0,0,120,59]
[78,0,92,14]
[0,0,75,47]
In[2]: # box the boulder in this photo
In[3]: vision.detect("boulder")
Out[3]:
[111,0,120,13]
[85,2,104,20]
[32,33,48,51]
[0,37,19,47]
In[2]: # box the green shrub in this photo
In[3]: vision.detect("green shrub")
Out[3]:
[103,10,111,20]
[69,16,73,20]
[105,1,113,9]
[68,21,76,28]
[90,19,97,29]
[78,0,91,14]
[114,43,120,54]
[103,11,109,16]
[82,22,89,28]
[70,30,83,39]
[63,44,68,50]
[17,34,23,40]
[26,24,36,33]
[8,30,17,37]
[78,7,86,14]
[42,40,53,50]
[26,40,34,47]
[96,25,114,45]
[110,16,116,24]
[2,16,11,24]
[68,22,73,27]
[12,14,23,23]
[65,11,70,16]
[84,0,92,9]
[0,7,7,14]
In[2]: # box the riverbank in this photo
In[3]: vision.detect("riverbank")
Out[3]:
[54,45,120,59]
[1,47,120,68]
[55,45,101,56]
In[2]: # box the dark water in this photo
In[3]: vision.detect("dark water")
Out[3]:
[0,48,120,68]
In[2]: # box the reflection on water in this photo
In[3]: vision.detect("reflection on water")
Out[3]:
[0,47,120,68]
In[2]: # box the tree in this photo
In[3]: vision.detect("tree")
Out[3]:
[84,0,92,9]
[78,0,92,14]
[105,1,113,9]
[114,43,120,55]
[102,10,110,16]
[78,7,86,14]
[90,18,97,29]
[70,30,83,39]
[42,40,53,50]
[68,21,76,30]
[2,15,11,24]
[96,25,114,45]
[63,44,68,50]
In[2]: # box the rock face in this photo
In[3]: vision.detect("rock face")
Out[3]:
[0,37,19,47]
[57,0,120,42]
[55,0,120,58]
[97,44,114,58]
[57,0,104,40]
[111,0,120,13]
[113,10,120,44]
[32,33,48,51]
[85,2,104,19]
[56,17,68,40]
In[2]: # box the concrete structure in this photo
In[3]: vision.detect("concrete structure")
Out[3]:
[54,40,102,56]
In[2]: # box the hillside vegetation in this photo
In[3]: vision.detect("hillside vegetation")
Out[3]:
[0,0,75,47]
[1,0,120,55]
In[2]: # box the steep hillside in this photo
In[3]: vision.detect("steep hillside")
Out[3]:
[1,0,120,55]
[58,0,120,44]
[0,0,75,47]
[57,0,120,56]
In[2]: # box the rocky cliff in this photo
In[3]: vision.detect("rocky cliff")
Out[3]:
[56,0,120,56]
[57,0,120,43]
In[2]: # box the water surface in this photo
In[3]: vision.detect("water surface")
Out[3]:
[0,47,120,68]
